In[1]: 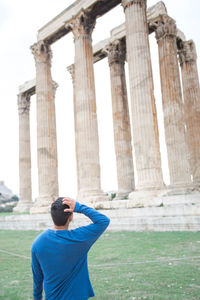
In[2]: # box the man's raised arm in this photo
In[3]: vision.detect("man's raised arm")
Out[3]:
[62,198,110,244]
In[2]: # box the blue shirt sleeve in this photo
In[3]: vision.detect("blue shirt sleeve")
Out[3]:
[31,247,44,300]
[71,202,110,246]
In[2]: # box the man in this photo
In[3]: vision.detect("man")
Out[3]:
[31,197,110,300]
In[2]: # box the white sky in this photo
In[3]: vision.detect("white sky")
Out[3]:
[0,0,199,200]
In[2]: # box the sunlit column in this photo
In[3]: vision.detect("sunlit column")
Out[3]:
[106,40,135,197]
[155,15,191,188]
[67,11,107,202]
[179,40,200,188]
[67,64,80,195]
[14,93,32,212]
[30,41,59,213]
[122,0,164,191]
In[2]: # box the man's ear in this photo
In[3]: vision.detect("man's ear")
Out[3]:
[69,213,73,223]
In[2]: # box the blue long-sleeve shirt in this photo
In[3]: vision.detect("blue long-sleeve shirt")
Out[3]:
[31,202,110,300]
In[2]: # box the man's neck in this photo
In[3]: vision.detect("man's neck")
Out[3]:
[53,224,69,231]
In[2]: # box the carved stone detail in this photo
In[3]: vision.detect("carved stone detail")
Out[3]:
[67,63,81,193]
[122,0,146,10]
[30,38,58,213]
[123,0,164,191]
[107,39,135,196]
[179,40,197,65]
[105,40,126,66]
[14,93,32,212]
[30,41,52,65]
[66,10,96,40]
[156,15,192,188]
[67,64,75,83]
[155,15,177,41]
[52,81,59,98]
[70,8,107,202]
[179,40,200,187]
[18,93,31,114]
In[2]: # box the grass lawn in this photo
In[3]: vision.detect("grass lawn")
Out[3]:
[0,231,200,300]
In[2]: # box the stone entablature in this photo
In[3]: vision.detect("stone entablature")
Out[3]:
[20,3,186,93]
[19,79,36,96]
[37,0,121,44]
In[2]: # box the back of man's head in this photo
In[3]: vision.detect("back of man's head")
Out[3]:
[51,197,72,226]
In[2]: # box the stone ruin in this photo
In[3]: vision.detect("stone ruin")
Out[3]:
[13,0,200,230]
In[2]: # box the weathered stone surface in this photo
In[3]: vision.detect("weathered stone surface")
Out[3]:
[68,11,108,203]
[122,0,164,191]
[67,64,81,194]
[106,39,134,197]
[94,2,170,63]
[179,40,200,188]
[176,29,186,42]
[147,1,167,22]
[1,203,200,231]
[37,0,121,43]
[20,0,200,227]
[19,79,36,95]
[155,15,192,189]
[30,41,59,213]
[14,93,32,212]
[110,23,126,42]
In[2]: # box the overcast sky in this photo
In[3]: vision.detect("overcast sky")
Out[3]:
[0,0,199,200]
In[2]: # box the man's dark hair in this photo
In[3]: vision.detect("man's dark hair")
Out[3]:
[51,197,72,226]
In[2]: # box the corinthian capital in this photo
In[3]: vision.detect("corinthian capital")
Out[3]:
[104,40,126,66]
[122,0,146,10]
[155,15,177,41]
[179,40,197,65]
[18,93,31,115]
[52,81,59,98]
[67,64,75,83]
[30,41,52,64]
[66,10,96,40]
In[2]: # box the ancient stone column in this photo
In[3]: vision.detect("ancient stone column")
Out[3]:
[67,11,107,202]
[179,40,200,188]
[67,64,80,194]
[155,15,191,188]
[106,40,135,197]
[30,41,59,213]
[122,0,164,193]
[14,93,32,212]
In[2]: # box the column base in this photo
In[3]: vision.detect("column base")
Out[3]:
[135,182,165,191]
[30,195,57,214]
[76,190,109,204]
[166,183,195,196]
[128,186,200,208]
[115,190,133,200]
[13,201,33,213]
[192,182,200,192]
[128,188,167,208]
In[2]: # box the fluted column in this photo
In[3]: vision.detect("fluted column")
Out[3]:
[106,40,134,197]
[14,93,32,212]
[122,0,164,192]
[179,40,200,188]
[155,15,191,188]
[30,41,58,213]
[67,64,80,194]
[67,11,107,202]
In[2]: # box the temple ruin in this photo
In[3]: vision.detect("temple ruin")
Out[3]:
[13,0,200,230]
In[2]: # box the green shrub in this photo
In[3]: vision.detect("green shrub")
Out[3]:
[0,205,14,213]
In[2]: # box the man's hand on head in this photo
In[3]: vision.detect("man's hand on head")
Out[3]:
[62,197,76,213]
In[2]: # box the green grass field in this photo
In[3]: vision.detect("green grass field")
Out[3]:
[0,230,200,300]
